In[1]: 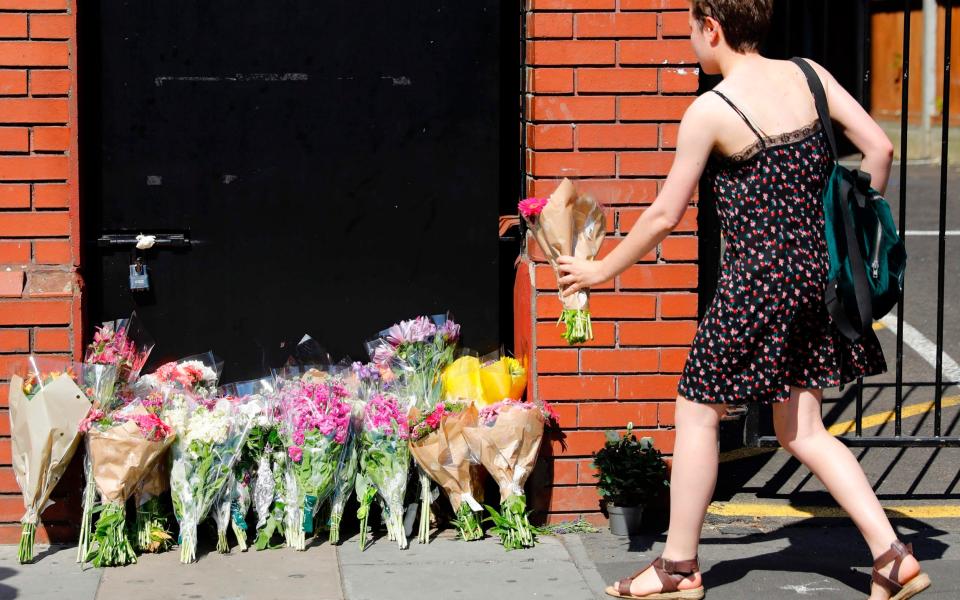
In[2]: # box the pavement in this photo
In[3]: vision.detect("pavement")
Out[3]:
[1,518,957,600]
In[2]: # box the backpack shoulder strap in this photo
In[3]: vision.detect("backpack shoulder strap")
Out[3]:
[791,57,839,159]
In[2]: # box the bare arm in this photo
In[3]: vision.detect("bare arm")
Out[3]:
[556,97,716,296]
[807,60,894,195]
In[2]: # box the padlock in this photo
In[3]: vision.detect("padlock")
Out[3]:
[129,258,150,291]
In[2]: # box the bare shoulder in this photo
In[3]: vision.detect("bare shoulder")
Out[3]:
[790,57,837,89]
[681,92,726,129]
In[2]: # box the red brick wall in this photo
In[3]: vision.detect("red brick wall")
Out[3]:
[518,0,699,524]
[0,0,82,543]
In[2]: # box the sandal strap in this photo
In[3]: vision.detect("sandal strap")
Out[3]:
[871,540,913,595]
[616,556,699,596]
[657,556,700,575]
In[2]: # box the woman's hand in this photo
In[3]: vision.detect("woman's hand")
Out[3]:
[556,256,609,297]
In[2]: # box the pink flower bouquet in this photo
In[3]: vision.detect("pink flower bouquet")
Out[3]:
[519,179,606,344]
[131,352,222,525]
[84,312,155,400]
[280,377,351,550]
[356,392,411,551]
[78,401,175,567]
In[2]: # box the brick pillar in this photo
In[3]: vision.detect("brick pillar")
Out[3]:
[519,0,700,524]
[0,0,82,542]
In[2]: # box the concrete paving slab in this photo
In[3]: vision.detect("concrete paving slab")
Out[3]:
[0,545,101,600]
[95,541,342,600]
[337,530,596,600]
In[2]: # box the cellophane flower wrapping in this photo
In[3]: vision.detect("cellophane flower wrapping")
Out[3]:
[521,179,606,345]
[84,312,155,395]
[214,377,277,553]
[279,375,350,550]
[77,314,156,562]
[356,392,410,551]
[79,400,175,566]
[329,361,376,545]
[368,314,459,544]
[9,357,117,563]
[462,400,559,550]
[163,380,258,563]
[132,352,222,555]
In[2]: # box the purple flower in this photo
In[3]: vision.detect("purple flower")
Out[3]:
[372,344,395,367]
[386,316,436,346]
[437,319,460,343]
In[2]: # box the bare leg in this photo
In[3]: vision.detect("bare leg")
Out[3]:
[615,395,726,596]
[773,387,921,600]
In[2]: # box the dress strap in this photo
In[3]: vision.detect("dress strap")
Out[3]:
[710,89,768,147]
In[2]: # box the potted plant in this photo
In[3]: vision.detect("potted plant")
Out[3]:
[592,423,669,536]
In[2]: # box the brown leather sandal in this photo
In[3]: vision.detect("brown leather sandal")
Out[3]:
[871,540,931,600]
[604,556,705,599]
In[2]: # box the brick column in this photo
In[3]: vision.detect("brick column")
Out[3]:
[0,0,82,542]
[518,0,700,524]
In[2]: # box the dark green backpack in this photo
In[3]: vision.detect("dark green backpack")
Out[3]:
[792,57,907,342]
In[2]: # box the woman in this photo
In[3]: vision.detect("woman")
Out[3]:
[556,2,931,599]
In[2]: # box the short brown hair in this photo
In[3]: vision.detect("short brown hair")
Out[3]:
[690,0,774,53]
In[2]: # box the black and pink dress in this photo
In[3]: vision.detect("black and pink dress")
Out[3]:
[677,89,886,405]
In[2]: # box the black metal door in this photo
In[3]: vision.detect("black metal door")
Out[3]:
[79,2,514,381]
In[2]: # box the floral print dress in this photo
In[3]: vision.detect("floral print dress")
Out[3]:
[677,89,886,405]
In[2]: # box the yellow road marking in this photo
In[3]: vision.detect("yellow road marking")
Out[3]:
[827,395,960,436]
[708,502,960,519]
[717,396,960,462]
[873,321,886,331]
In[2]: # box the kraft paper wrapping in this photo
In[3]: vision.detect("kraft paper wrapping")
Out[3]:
[9,374,92,524]
[531,178,606,311]
[87,420,174,504]
[462,405,544,503]
[136,451,170,503]
[409,405,484,512]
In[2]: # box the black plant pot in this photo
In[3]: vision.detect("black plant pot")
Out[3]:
[608,504,644,536]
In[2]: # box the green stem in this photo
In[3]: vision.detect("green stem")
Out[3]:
[179,525,197,564]
[453,504,484,541]
[418,472,431,544]
[77,472,96,563]
[358,499,371,551]
[328,512,342,545]
[18,522,35,564]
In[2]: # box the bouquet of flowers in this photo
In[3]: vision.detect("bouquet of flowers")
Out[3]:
[408,402,485,541]
[356,392,411,551]
[462,399,558,550]
[368,314,459,543]
[519,178,606,344]
[84,312,155,395]
[442,353,527,408]
[77,313,155,562]
[280,376,350,550]
[212,378,277,553]
[133,353,222,554]
[329,361,378,545]
[163,379,258,563]
[252,445,288,550]
[79,402,175,566]
[8,357,117,563]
